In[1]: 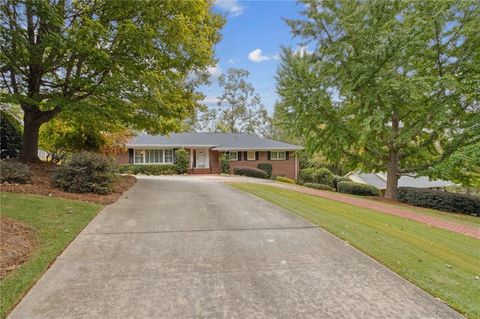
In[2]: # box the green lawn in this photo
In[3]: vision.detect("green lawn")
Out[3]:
[230,183,480,319]
[0,192,101,319]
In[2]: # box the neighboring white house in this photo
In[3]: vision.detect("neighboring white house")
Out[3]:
[345,172,456,190]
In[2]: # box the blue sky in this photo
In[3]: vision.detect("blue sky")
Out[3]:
[201,0,305,113]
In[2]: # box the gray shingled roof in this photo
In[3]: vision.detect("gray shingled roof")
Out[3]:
[126,132,303,150]
[347,172,455,189]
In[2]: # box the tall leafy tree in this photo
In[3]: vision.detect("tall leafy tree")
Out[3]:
[203,68,271,136]
[0,0,224,160]
[277,0,480,198]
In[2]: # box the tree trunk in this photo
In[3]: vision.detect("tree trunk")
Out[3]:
[384,149,399,199]
[20,112,43,161]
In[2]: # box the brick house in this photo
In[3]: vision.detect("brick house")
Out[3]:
[116,132,303,180]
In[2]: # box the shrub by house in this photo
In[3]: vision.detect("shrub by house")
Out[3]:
[233,167,268,179]
[337,181,381,196]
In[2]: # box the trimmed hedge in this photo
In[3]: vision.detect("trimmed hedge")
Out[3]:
[337,181,381,196]
[257,163,272,178]
[396,187,480,215]
[233,167,268,179]
[220,153,230,174]
[300,167,334,185]
[332,175,351,188]
[276,176,295,184]
[0,161,32,184]
[119,164,177,175]
[304,183,335,192]
[175,149,189,174]
[52,152,117,194]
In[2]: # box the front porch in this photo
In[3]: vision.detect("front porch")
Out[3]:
[187,148,221,175]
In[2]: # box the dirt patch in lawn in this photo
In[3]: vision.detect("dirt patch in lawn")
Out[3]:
[1,162,136,205]
[0,217,37,279]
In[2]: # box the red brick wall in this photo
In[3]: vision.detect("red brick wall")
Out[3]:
[229,151,298,180]
[116,150,129,164]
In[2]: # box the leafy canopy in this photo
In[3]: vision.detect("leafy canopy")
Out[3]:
[276,0,480,187]
[0,0,224,133]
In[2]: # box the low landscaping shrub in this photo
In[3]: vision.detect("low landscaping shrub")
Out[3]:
[118,164,177,175]
[396,187,480,216]
[175,149,189,174]
[304,183,335,191]
[220,153,230,174]
[52,152,117,194]
[257,163,272,178]
[300,167,334,185]
[276,176,295,184]
[337,181,381,196]
[233,167,268,179]
[332,175,351,189]
[0,161,32,184]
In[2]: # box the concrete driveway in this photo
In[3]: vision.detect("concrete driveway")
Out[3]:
[9,176,461,319]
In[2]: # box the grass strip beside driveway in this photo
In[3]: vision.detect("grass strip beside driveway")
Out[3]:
[229,183,480,319]
[0,192,101,319]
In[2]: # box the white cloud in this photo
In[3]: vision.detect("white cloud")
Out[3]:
[228,58,239,64]
[272,54,280,60]
[248,49,270,63]
[215,0,244,17]
[206,64,222,78]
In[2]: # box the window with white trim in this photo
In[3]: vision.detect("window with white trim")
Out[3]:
[247,151,256,161]
[270,151,286,160]
[229,151,238,161]
[134,149,144,163]
[164,149,174,163]
[133,149,174,164]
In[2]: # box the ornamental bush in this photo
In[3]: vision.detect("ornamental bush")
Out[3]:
[0,161,32,184]
[300,167,334,185]
[396,187,480,216]
[175,149,189,174]
[304,183,335,191]
[52,152,118,194]
[332,175,351,189]
[337,181,381,196]
[118,164,177,175]
[220,153,230,174]
[276,176,295,184]
[0,111,22,159]
[233,167,268,179]
[257,163,272,178]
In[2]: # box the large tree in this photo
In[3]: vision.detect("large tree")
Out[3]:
[276,0,480,198]
[0,0,224,160]
[201,68,271,136]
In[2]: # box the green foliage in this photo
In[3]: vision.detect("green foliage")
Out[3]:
[277,0,480,194]
[304,183,335,192]
[257,163,272,178]
[199,68,271,136]
[332,175,351,189]
[276,176,295,184]
[337,181,381,196]
[233,167,268,179]
[220,153,230,174]
[396,187,480,216]
[118,164,177,175]
[0,111,22,159]
[175,149,189,174]
[300,167,334,185]
[0,161,31,184]
[52,152,118,194]
[1,1,224,159]
[40,119,105,162]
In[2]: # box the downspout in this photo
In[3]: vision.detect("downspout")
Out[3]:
[294,152,298,181]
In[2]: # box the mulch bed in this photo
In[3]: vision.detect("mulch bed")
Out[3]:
[0,217,37,279]
[1,161,136,205]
